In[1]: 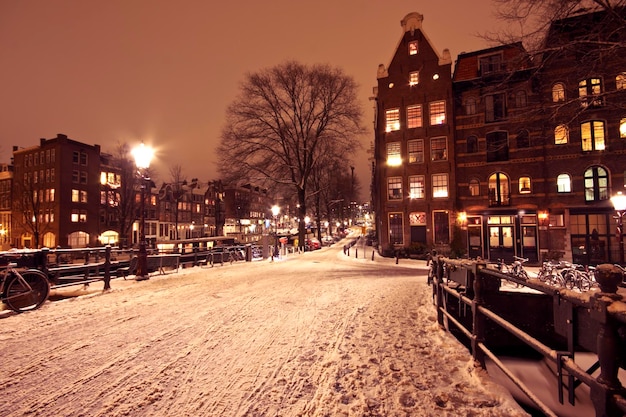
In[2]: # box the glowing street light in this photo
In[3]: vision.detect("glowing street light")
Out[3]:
[131,142,154,281]
[611,191,626,265]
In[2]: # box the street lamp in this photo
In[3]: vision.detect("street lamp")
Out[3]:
[131,143,154,281]
[611,191,626,265]
[271,205,280,260]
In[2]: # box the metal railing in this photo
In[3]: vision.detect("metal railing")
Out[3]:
[431,257,626,417]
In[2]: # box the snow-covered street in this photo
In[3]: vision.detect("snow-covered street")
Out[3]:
[0,243,528,417]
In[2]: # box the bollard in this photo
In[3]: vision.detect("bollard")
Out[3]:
[355,247,358,258]
[371,250,375,261]
[103,245,111,291]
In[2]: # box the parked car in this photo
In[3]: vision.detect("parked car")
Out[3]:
[321,236,334,246]
[305,238,321,251]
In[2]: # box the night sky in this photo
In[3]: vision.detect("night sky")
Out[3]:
[0,0,502,199]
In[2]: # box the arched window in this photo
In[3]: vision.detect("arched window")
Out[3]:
[467,135,478,153]
[488,172,510,206]
[557,174,572,193]
[469,179,480,196]
[581,120,605,151]
[519,176,531,194]
[552,83,565,102]
[584,166,609,202]
[554,124,569,144]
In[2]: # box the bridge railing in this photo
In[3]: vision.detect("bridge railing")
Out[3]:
[432,257,626,417]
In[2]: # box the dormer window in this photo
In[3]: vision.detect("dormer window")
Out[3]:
[479,53,502,75]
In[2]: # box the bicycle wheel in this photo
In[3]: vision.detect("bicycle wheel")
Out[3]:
[4,270,50,312]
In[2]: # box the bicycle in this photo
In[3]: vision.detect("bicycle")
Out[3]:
[1,261,50,313]
[537,260,566,287]
[561,263,596,292]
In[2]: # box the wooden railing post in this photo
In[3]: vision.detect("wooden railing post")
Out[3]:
[472,261,487,368]
[435,257,444,327]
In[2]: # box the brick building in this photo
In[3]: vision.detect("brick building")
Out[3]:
[373,12,455,254]
[374,9,626,264]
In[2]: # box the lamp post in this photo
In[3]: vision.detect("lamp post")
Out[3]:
[131,143,154,281]
[271,205,280,260]
[611,191,626,265]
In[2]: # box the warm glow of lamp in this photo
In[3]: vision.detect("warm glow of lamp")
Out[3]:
[131,142,154,170]
[271,205,280,217]
[457,212,467,224]
[611,191,626,211]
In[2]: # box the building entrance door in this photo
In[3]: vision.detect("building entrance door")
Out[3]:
[488,225,514,262]
[468,224,483,259]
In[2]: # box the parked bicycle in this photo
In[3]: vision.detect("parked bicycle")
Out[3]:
[1,261,50,313]
[561,263,596,292]
[536,260,566,287]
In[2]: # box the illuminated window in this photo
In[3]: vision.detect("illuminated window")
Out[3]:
[465,98,476,115]
[489,172,510,206]
[409,175,425,199]
[388,213,403,245]
[406,105,422,128]
[386,142,402,166]
[408,41,418,55]
[552,83,565,102]
[385,109,400,132]
[584,166,608,202]
[616,73,626,90]
[407,139,424,163]
[430,137,447,161]
[554,125,569,144]
[469,179,480,196]
[578,78,603,107]
[620,117,626,138]
[429,101,446,125]
[71,210,86,223]
[581,120,605,151]
[409,71,419,86]
[387,177,403,200]
[432,174,448,198]
[519,176,531,194]
[72,189,79,202]
[557,174,571,193]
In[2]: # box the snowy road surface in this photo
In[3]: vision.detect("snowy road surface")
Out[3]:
[0,243,528,416]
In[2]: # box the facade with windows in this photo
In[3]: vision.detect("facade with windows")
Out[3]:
[375,9,626,264]
[452,9,626,264]
[6,134,227,249]
[12,134,102,248]
[453,43,541,262]
[373,12,455,251]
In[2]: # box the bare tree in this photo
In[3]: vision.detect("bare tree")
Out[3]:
[12,177,55,248]
[168,164,187,240]
[218,61,365,249]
